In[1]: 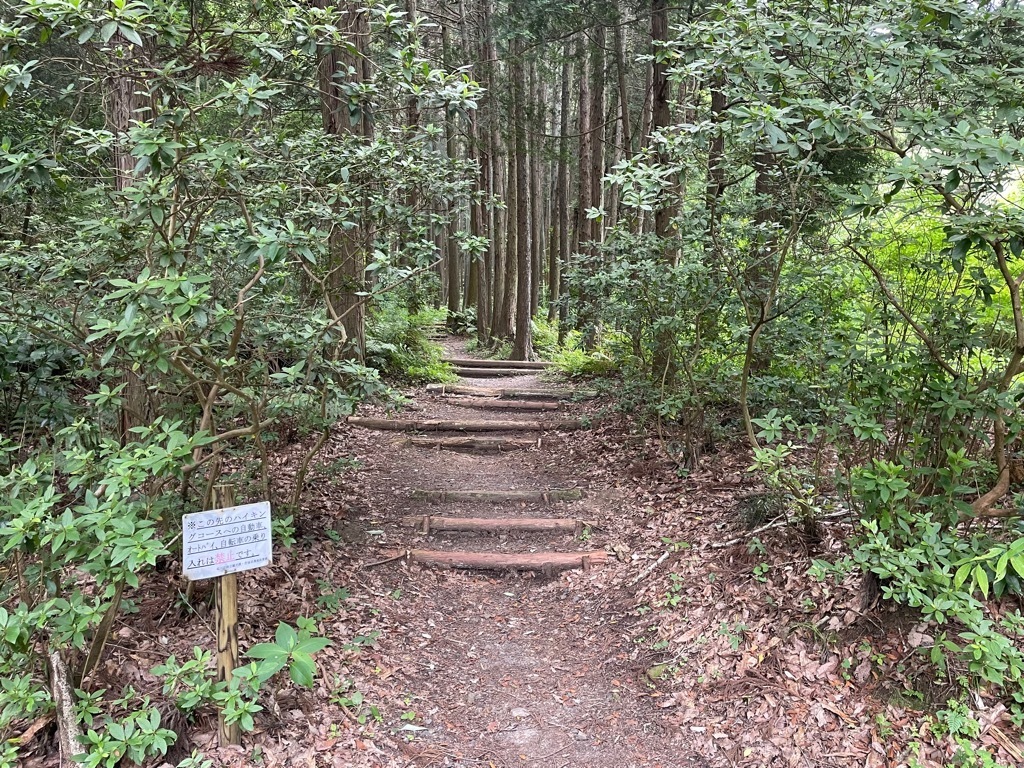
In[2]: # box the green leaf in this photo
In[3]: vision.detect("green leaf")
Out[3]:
[954,562,972,590]
[294,636,331,655]
[288,654,315,688]
[974,565,990,599]
[275,622,298,649]
[246,643,287,661]
[100,21,118,43]
[118,24,143,47]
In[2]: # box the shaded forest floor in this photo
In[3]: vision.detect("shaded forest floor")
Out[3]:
[25,339,1023,768]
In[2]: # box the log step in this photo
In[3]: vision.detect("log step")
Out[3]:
[443,358,551,370]
[410,488,583,503]
[406,436,541,452]
[348,416,580,432]
[401,516,582,534]
[426,383,595,401]
[447,397,559,412]
[457,367,534,378]
[398,548,607,572]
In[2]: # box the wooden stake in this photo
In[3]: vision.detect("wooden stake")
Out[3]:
[213,484,241,747]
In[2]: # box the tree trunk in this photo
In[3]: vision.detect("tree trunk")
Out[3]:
[589,26,607,249]
[549,54,571,322]
[650,0,676,383]
[614,1,633,156]
[443,23,462,319]
[529,64,544,318]
[512,39,534,360]
[105,34,153,442]
[316,1,372,360]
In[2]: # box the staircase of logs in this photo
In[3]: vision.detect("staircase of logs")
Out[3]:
[350,353,605,574]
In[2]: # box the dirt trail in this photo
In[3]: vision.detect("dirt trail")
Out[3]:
[352,340,696,768]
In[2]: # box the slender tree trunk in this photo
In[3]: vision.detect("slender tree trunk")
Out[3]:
[499,148,517,339]
[589,26,606,249]
[652,0,673,247]
[614,1,632,155]
[443,23,461,318]
[651,0,676,382]
[512,39,533,360]
[460,0,482,317]
[479,0,496,342]
[529,64,544,318]
[637,57,654,234]
[548,54,571,322]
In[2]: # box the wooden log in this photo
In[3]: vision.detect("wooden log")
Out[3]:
[409,488,583,503]
[443,357,551,369]
[348,416,580,432]
[401,516,580,533]
[426,383,593,400]
[402,548,607,572]
[457,367,534,378]
[447,397,559,411]
[406,436,541,452]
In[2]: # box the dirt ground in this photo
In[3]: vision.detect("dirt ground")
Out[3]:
[15,338,1024,768]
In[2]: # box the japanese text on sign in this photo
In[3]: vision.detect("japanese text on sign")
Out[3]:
[182,501,272,580]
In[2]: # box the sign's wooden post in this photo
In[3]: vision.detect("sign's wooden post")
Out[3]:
[212,484,241,747]
[182,489,272,746]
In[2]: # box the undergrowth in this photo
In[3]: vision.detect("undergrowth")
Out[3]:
[365,295,455,384]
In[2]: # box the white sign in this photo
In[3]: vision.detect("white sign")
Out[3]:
[182,501,273,581]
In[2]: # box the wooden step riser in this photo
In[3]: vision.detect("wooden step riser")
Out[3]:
[348,417,581,433]
[401,516,582,534]
[425,383,595,401]
[406,437,542,452]
[409,489,583,503]
[446,397,559,412]
[443,358,551,370]
[457,368,535,378]
[397,549,606,572]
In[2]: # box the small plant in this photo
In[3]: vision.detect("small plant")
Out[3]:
[874,712,894,739]
[175,751,213,768]
[717,622,747,650]
[152,649,218,717]
[752,563,771,583]
[271,514,296,549]
[314,581,352,617]
[74,688,106,727]
[661,573,686,609]
[246,619,331,688]
[330,678,381,725]
[74,706,177,768]
[343,630,380,652]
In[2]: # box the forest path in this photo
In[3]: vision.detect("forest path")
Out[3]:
[349,337,699,768]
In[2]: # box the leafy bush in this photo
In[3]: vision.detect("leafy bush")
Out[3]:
[365,293,455,383]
